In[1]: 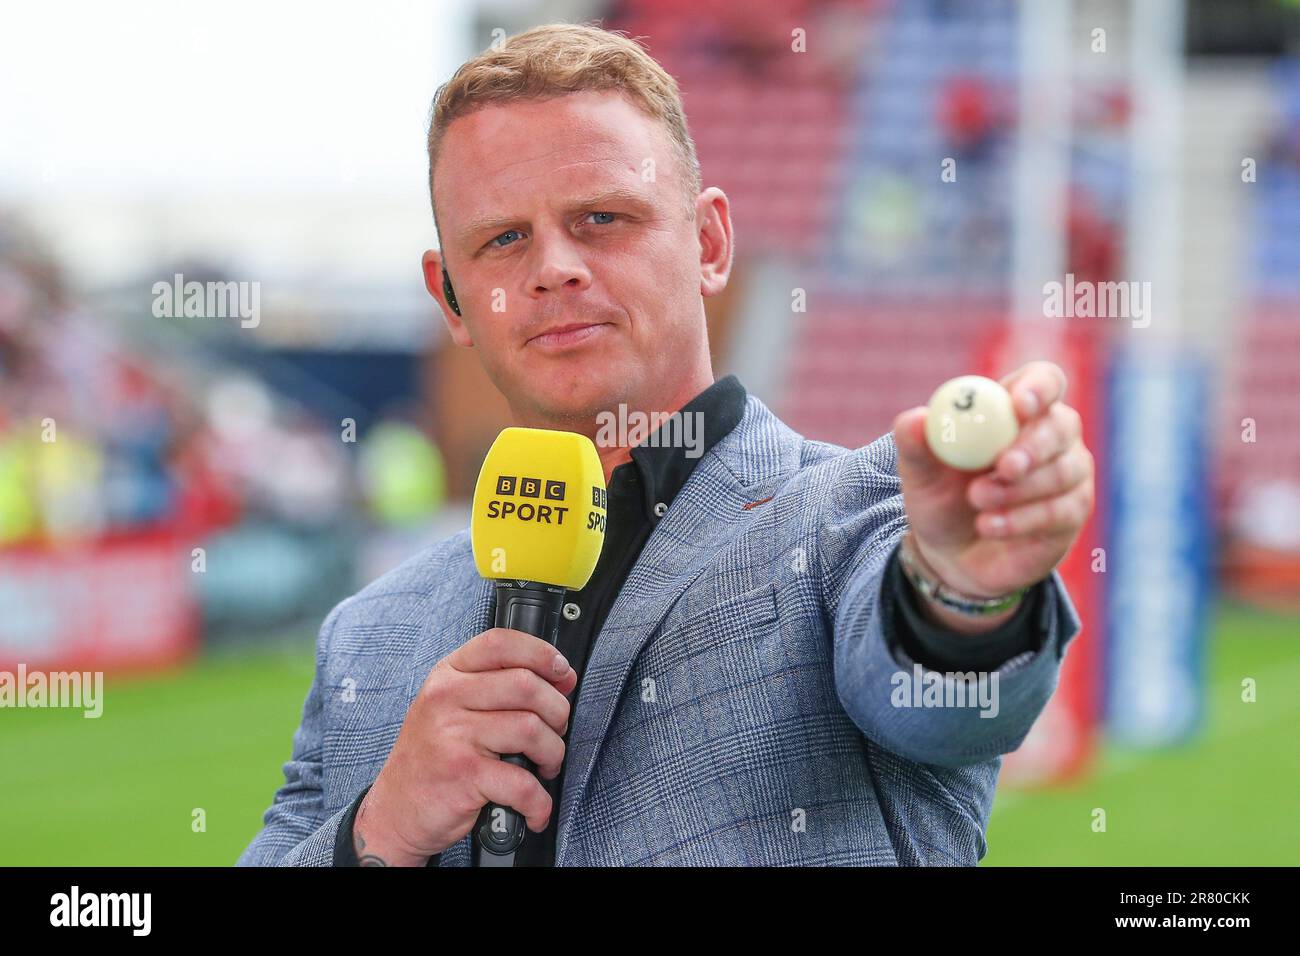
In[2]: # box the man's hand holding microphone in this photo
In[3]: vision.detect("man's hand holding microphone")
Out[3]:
[352,427,606,866]
[353,628,576,866]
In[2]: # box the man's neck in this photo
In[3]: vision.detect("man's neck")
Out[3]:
[595,444,633,486]
[512,373,715,484]
[595,374,714,482]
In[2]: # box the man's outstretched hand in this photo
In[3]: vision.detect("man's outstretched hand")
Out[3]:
[892,360,1095,613]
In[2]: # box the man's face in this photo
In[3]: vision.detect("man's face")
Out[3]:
[426,90,728,426]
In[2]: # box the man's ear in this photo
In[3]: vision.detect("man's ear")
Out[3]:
[422,248,473,348]
[695,187,734,298]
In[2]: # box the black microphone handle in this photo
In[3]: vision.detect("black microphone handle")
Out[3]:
[472,580,566,867]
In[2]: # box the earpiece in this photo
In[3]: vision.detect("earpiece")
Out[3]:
[442,267,462,317]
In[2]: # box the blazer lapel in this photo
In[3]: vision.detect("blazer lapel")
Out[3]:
[554,397,791,863]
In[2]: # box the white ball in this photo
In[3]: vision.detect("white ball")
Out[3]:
[924,375,1019,471]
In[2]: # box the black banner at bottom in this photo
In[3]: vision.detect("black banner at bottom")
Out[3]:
[0,866,1286,941]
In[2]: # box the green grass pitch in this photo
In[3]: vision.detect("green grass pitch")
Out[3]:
[0,602,1295,865]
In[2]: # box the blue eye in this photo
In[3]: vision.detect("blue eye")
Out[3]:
[488,213,614,249]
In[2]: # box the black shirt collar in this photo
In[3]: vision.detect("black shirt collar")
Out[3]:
[613,374,747,520]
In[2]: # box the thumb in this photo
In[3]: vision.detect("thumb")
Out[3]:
[892,406,949,488]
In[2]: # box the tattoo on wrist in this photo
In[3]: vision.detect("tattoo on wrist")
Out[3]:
[355,831,389,867]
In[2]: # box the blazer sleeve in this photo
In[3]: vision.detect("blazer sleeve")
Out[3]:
[816,431,1084,769]
[236,600,351,867]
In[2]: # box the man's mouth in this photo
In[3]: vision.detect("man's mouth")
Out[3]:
[526,322,611,349]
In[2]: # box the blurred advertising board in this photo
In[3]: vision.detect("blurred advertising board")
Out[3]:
[1103,349,1213,745]
[0,532,199,672]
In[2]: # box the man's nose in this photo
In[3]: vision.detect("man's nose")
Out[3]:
[526,230,592,298]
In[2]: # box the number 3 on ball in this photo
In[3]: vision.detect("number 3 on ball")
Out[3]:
[923,375,1020,471]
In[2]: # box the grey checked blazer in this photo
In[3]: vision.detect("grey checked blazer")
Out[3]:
[238,394,1081,866]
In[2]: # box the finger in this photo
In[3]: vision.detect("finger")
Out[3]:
[976,481,1093,538]
[968,444,1093,511]
[462,667,572,735]
[991,402,1082,481]
[470,711,566,780]
[473,758,554,833]
[549,663,579,698]
[999,360,1068,421]
[892,405,949,486]
[450,627,572,681]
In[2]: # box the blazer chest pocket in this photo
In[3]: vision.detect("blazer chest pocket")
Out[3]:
[665,580,774,639]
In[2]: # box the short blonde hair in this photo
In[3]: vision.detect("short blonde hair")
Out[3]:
[427,22,702,235]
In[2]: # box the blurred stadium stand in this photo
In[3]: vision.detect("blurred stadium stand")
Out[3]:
[2,0,1298,663]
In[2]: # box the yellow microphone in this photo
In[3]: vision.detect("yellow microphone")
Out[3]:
[468,426,606,866]
[470,426,606,590]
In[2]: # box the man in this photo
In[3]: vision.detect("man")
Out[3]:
[238,23,1093,867]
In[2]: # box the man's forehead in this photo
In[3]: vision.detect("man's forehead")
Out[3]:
[446,89,659,158]
[436,92,674,230]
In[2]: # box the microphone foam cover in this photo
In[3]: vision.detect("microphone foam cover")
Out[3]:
[470,427,606,590]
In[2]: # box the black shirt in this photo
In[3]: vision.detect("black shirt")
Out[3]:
[334,374,1045,866]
